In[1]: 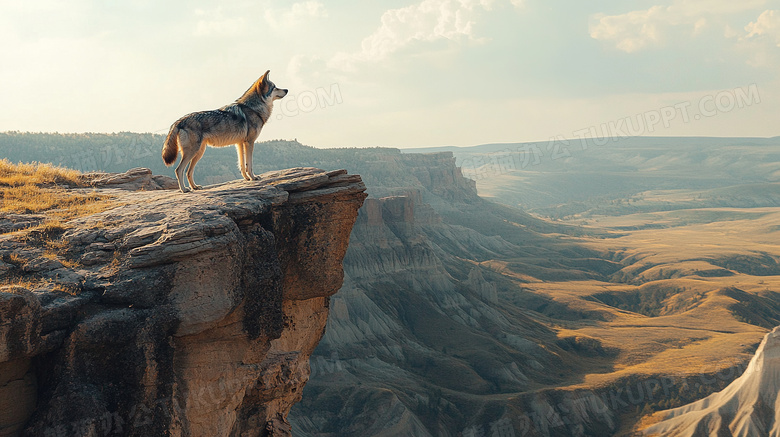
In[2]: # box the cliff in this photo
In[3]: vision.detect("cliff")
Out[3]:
[0,167,366,437]
[642,326,780,437]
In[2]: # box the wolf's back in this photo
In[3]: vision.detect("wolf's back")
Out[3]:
[162,124,180,166]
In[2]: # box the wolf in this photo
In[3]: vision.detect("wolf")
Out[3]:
[162,70,288,192]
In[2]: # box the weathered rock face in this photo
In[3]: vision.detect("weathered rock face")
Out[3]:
[286,150,638,436]
[396,152,477,203]
[642,326,780,437]
[290,166,620,436]
[0,167,366,437]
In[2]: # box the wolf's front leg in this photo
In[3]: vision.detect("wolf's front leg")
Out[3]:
[235,143,251,180]
[245,141,259,180]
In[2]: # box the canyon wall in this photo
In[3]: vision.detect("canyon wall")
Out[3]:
[0,167,366,437]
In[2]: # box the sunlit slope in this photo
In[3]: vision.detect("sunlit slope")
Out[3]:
[507,207,780,385]
[640,327,780,436]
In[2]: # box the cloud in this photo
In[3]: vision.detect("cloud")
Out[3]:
[264,1,327,29]
[327,0,521,70]
[745,10,780,46]
[590,0,768,53]
[355,0,480,60]
[590,6,667,53]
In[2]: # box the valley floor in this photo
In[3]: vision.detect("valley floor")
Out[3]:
[524,206,780,433]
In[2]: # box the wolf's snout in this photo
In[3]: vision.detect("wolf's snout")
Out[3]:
[280,89,289,98]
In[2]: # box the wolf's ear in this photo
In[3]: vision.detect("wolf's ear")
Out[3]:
[256,70,271,95]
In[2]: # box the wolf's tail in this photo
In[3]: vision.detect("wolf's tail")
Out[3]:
[162,124,180,166]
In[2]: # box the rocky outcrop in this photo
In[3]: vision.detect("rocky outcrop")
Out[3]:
[84,167,180,191]
[397,152,477,203]
[642,326,780,437]
[0,167,366,437]
[360,191,440,229]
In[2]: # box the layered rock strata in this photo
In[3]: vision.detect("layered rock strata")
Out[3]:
[0,167,366,437]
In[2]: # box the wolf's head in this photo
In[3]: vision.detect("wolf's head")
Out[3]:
[238,70,288,106]
[259,70,288,101]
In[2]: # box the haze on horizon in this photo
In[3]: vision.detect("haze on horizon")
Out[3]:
[1,0,780,148]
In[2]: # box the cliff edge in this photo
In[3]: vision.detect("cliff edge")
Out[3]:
[0,167,366,437]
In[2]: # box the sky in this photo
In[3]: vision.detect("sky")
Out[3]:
[1,0,780,148]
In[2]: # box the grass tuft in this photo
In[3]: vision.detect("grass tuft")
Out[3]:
[0,158,84,187]
[0,159,115,234]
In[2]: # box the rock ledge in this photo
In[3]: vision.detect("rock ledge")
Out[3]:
[0,167,366,437]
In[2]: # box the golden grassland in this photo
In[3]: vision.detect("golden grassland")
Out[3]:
[0,159,115,234]
[486,207,780,391]
[463,205,780,435]
[558,208,780,434]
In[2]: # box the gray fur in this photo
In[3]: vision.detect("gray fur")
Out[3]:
[162,70,288,193]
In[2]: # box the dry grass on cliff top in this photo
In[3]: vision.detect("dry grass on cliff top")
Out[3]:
[0,159,115,233]
[0,159,83,186]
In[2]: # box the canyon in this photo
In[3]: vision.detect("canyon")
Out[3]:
[1,135,779,436]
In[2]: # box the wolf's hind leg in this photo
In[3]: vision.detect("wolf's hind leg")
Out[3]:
[236,143,250,181]
[175,150,193,193]
[186,144,206,190]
